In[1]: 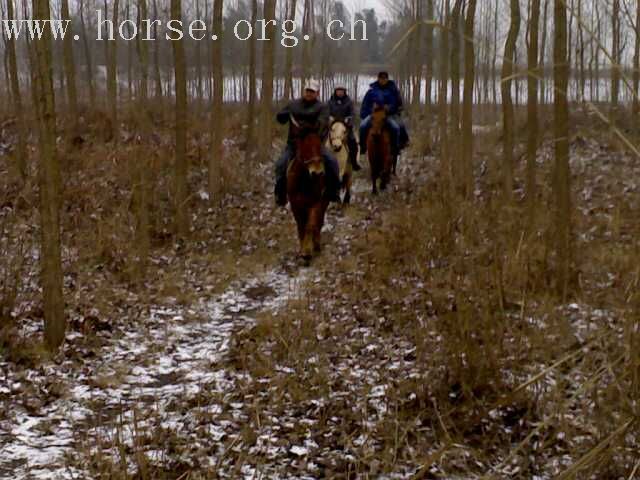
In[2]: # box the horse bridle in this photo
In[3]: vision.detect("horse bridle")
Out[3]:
[290,114,323,165]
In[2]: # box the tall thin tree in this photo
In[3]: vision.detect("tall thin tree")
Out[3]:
[552,0,571,298]
[461,0,477,197]
[5,0,27,180]
[79,0,96,107]
[106,0,120,139]
[31,0,66,349]
[526,0,541,210]
[245,0,258,161]
[171,0,188,236]
[260,0,277,165]
[210,0,224,198]
[60,0,77,123]
[501,0,521,200]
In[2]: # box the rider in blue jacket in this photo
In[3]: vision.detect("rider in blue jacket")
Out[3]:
[359,72,409,158]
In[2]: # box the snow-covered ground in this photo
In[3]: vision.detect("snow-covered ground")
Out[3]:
[1,268,309,479]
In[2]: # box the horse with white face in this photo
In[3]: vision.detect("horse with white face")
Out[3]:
[326,119,353,204]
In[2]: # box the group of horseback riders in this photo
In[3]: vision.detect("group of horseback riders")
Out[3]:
[274,71,410,206]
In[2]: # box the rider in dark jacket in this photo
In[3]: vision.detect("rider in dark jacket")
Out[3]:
[359,72,409,158]
[328,87,361,171]
[274,80,341,207]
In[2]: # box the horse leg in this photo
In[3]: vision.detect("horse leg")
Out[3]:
[292,205,310,260]
[381,164,391,191]
[295,203,317,260]
[372,171,378,195]
[370,158,378,195]
[309,205,324,254]
[301,209,317,259]
[343,173,352,205]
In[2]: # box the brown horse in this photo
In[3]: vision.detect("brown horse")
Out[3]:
[287,124,330,263]
[366,107,393,195]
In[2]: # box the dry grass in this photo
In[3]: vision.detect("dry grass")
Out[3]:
[221,108,640,478]
[2,100,639,478]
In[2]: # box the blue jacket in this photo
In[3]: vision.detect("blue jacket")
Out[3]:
[360,80,403,120]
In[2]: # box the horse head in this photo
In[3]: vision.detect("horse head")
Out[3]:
[296,130,324,177]
[329,121,348,153]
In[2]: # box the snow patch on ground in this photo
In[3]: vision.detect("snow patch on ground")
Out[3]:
[0,268,308,480]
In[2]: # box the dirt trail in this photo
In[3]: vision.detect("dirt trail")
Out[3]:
[0,152,428,479]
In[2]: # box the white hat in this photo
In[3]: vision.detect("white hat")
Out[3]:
[305,78,321,93]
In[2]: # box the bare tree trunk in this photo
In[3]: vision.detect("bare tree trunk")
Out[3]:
[526,0,540,211]
[5,0,27,180]
[260,0,277,164]
[539,0,549,105]
[1,34,9,102]
[411,0,423,109]
[424,0,434,109]
[135,0,150,275]
[611,0,621,124]
[125,0,133,102]
[283,0,297,100]
[79,0,96,108]
[152,0,163,99]
[491,0,498,108]
[60,0,78,123]
[501,0,520,200]
[449,0,463,137]
[301,0,312,94]
[136,0,148,102]
[634,0,640,125]
[245,0,258,161]
[439,0,451,188]
[195,0,203,104]
[107,0,120,139]
[461,0,477,198]
[210,0,224,198]
[594,1,601,102]
[171,0,188,237]
[576,0,585,102]
[32,0,66,350]
[553,0,571,299]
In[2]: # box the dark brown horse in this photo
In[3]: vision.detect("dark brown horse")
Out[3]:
[366,107,393,195]
[287,123,330,263]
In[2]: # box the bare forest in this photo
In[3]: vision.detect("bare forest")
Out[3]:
[1,0,640,478]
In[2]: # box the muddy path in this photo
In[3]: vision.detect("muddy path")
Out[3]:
[0,152,430,479]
